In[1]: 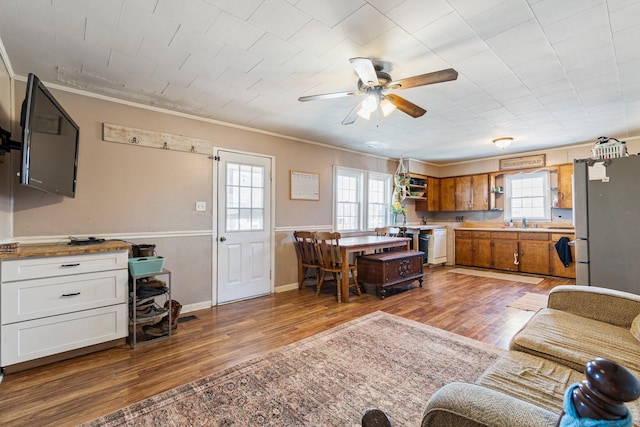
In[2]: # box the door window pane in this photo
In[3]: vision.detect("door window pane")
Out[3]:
[226,162,265,231]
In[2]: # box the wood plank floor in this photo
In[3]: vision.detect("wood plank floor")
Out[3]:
[0,266,573,426]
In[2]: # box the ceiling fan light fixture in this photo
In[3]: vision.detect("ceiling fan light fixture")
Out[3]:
[357,107,371,120]
[380,98,396,117]
[362,94,379,113]
[493,137,513,149]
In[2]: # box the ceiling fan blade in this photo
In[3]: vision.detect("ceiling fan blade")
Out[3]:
[385,94,426,118]
[342,102,361,125]
[350,57,379,87]
[298,91,358,102]
[386,68,458,90]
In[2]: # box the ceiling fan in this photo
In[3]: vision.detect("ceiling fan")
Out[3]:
[298,57,458,125]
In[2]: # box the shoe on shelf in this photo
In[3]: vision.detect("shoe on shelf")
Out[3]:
[136,278,166,288]
[136,285,169,299]
[135,304,168,319]
[142,300,182,338]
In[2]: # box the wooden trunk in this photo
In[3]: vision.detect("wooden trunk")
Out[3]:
[357,251,425,299]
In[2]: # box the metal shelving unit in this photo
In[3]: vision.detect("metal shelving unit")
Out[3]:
[128,268,172,348]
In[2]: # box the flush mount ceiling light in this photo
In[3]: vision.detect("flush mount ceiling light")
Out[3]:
[493,137,513,149]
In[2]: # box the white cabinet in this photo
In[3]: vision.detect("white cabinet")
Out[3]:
[428,228,447,265]
[1,250,129,368]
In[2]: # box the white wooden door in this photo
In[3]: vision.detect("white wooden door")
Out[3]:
[216,150,272,303]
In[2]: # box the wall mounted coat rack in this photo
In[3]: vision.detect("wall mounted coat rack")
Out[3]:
[102,123,213,156]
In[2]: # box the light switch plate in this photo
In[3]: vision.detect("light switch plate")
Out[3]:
[195,201,206,212]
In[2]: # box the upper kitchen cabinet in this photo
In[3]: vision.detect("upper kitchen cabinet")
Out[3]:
[439,177,456,211]
[440,174,489,211]
[415,176,440,211]
[556,163,573,209]
[471,174,489,210]
[455,175,473,210]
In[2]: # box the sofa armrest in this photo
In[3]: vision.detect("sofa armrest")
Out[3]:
[547,285,640,328]
[421,382,558,427]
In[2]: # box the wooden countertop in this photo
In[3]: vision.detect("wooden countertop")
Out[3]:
[0,240,131,259]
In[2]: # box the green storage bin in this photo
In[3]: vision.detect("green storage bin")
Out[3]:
[128,256,165,276]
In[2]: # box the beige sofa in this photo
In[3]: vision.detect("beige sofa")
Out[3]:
[422,285,640,427]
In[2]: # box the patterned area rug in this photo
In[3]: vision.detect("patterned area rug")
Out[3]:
[82,311,502,427]
[449,267,543,284]
[507,292,549,311]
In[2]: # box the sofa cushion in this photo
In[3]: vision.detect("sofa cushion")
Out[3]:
[510,308,640,374]
[477,351,640,427]
[632,313,640,342]
[477,351,582,414]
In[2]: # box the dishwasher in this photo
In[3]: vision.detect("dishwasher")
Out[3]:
[426,228,447,265]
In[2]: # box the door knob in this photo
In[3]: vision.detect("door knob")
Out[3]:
[220,236,226,242]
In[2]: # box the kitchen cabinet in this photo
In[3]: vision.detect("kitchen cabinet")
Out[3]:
[473,233,493,268]
[426,177,440,211]
[454,229,575,277]
[549,233,576,278]
[454,231,473,266]
[491,231,519,271]
[439,177,456,211]
[454,230,491,268]
[1,246,129,369]
[518,233,550,275]
[415,176,440,211]
[455,175,473,210]
[557,163,573,209]
[471,174,489,210]
[441,174,489,211]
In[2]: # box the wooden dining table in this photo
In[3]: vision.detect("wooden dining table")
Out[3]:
[336,235,412,303]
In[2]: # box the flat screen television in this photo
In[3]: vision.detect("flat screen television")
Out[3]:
[20,73,79,198]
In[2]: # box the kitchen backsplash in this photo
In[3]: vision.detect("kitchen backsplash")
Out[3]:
[427,208,573,224]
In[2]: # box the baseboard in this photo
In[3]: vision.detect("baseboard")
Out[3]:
[181,301,212,314]
[276,282,299,293]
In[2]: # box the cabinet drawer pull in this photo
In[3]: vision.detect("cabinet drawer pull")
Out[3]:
[61,292,81,297]
[60,263,81,268]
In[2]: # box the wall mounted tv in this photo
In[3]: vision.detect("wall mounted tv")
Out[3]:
[20,73,79,198]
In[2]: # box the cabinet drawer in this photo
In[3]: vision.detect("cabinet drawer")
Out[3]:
[1,304,127,366]
[471,231,491,239]
[518,232,549,240]
[1,251,128,282]
[551,233,574,241]
[1,269,128,324]
[492,231,518,240]
[456,230,471,238]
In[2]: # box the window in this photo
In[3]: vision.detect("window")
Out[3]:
[505,170,550,221]
[334,167,391,232]
[367,173,391,229]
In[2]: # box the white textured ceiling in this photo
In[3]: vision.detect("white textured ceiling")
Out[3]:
[1,0,639,164]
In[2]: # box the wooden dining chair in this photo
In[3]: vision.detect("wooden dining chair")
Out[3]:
[293,231,318,290]
[375,226,402,237]
[374,227,405,252]
[314,231,361,302]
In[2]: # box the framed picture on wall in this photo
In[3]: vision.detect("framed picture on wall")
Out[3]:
[290,170,320,200]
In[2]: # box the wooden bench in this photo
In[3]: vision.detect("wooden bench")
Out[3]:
[357,251,424,299]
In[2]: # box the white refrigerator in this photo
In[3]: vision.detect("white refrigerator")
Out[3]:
[573,156,640,295]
